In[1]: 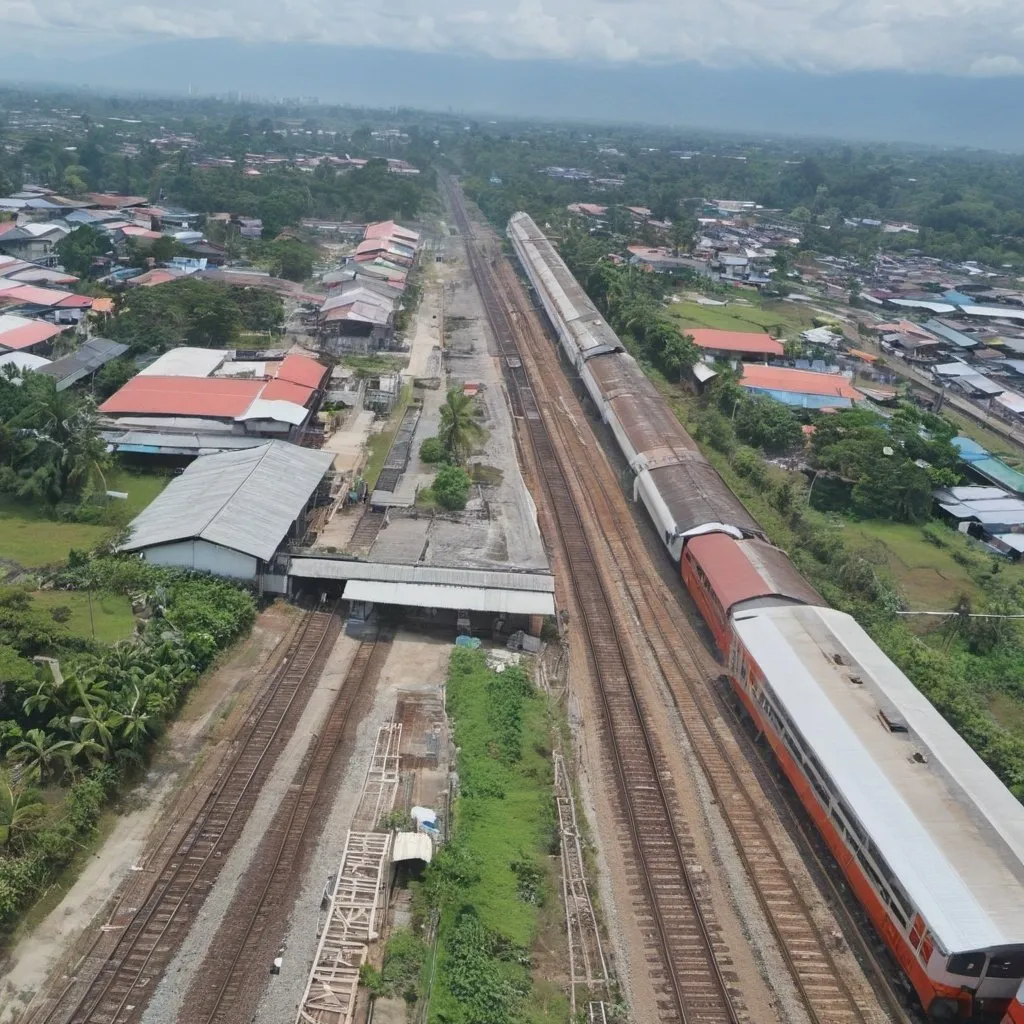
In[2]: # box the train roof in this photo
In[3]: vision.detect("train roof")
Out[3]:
[687,533,822,610]
[734,604,1024,954]
[508,212,621,354]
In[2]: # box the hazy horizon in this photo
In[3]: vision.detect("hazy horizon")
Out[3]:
[4,37,1024,151]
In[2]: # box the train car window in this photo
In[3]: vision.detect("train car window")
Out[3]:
[947,952,985,978]
[986,953,1024,979]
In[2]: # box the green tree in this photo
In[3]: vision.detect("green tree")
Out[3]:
[267,240,317,282]
[433,464,472,511]
[55,226,110,276]
[438,389,483,462]
[419,436,448,464]
[851,455,932,523]
[734,396,802,454]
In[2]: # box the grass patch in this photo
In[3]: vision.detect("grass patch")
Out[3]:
[363,385,414,489]
[0,498,110,569]
[0,469,169,571]
[31,590,135,644]
[422,649,561,1024]
[665,298,817,337]
[839,524,991,610]
[105,467,171,518]
[470,464,504,487]
[343,353,407,378]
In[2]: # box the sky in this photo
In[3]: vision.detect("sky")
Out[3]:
[6,0,1024,76]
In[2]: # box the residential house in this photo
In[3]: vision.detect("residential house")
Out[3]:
[0,222,70,266]
[688,328,783,362]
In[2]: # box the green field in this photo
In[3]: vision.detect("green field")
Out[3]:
[31,590,135,644]
[0,499,112,569]
[665,298,819,337]
[843,520,1023,610]
[0,468,169,570]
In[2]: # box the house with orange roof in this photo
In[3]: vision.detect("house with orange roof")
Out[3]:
[740,363,863,409]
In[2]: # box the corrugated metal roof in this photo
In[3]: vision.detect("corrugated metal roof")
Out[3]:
[36,337,129,390]
[740,364,862,400]
[0,315,63,350]
[122,441,333,561]
[735,604,1024,954]
[0,350,50,371]
[290,558,554,592]
[138,347,228,377]
[101,375,264,417]
[344,579,555,615]
[391,832,433,863]
[236,398,308,425]
[689,329,783,355]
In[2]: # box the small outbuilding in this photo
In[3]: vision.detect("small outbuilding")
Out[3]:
[121,441,334,589]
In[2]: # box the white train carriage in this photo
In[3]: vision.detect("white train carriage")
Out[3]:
[508,210,761,557]
[729,604,1024,1020]
[507,212,623,383]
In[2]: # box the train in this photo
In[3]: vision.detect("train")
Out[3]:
[508,210,1024,1021]
[1005,985,1024,1024]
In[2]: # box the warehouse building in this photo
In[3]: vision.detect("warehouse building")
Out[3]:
[100,347,329,455]
[121,441,334,590]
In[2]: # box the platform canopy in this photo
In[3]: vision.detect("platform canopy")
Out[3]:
[344,579,554,616]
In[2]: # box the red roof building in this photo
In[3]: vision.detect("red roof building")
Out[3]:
[0,314,65,352]
[740,363,863,407]
[100,376,266,417]
[688,328,784,358]
[274,353,329,389]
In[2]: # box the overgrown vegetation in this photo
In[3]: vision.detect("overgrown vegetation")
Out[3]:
[0,374,108,509]
[107,278,284,353]
[415,649,564,1024]
[0,557,255,933]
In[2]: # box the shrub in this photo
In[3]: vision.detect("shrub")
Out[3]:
[433,465,471,511]
[419,436,447,464]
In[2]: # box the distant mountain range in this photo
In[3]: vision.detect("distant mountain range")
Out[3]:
[2,39,1023,150]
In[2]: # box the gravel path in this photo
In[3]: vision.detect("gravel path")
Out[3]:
[254,633,453,1024]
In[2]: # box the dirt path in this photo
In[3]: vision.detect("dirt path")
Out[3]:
[0,603,300,1024]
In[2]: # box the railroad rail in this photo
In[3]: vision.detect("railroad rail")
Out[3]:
[185,632,393,1024]
[447,176,742,1024]
[482,199,911,1024]
[27,601,340,1024]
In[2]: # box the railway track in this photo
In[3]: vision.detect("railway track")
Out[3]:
[448,177,742,1024]
[491,256,885,1024]
[480,197,911,1024]
[26,602,340,1024]
[186,631,392,1024]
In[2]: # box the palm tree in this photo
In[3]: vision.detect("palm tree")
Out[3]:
[438,388,483,462]
[0,771,45,851]
[8,729,73,783]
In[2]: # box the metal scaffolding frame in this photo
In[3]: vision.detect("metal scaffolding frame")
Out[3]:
[296,722,403,1024]
[554,751,610,1014]
[296,831,391,1024]
[351,721,402,831]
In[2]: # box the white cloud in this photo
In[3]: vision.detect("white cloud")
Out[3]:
[10,0,1024,74]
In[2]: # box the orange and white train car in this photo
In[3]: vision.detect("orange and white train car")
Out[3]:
[729,603,1024,1020]
[1003,981,1024,1024]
